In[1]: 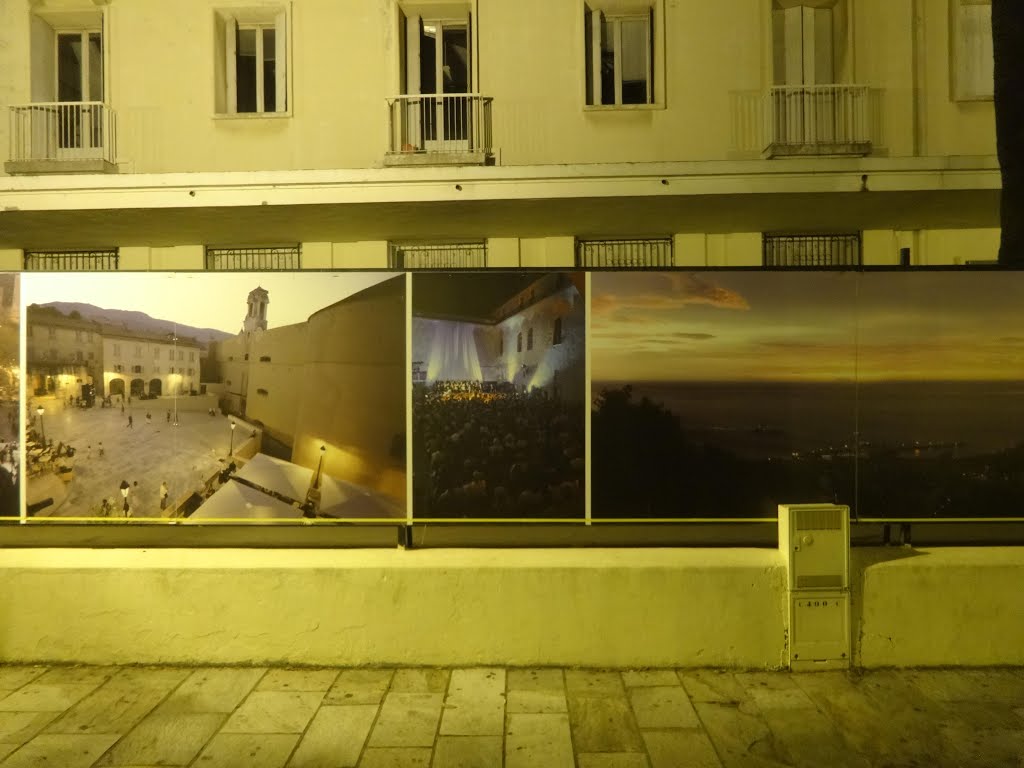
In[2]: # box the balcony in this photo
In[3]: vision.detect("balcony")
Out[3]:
[385,94,493,167]
[6,102,118,174]
[764,85,871,159]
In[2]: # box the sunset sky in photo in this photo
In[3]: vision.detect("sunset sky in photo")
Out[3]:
[591,271,1024,382]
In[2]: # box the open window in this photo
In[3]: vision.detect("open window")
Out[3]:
[584,1,662,107]
[214,6,289,115]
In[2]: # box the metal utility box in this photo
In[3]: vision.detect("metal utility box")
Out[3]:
[789,590,851,671]
[778,503,850,591]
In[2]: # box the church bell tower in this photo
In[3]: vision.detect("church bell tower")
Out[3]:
[243,286,269,332]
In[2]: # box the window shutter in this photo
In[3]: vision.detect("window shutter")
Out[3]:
[584,7,593,103]
[225,15,238,113]
[591,9,603,105]
[30,16,56,101]
[647,6,654,103]
[275,8,287,111]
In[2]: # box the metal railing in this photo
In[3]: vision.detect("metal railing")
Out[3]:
[763,234,862,268]
[24,249,119,271]
[389,242,487,269]
[8,102,117,164]
[765,84,870,155]
[577,238,674,268]
[205,246,302,271]
[386,94,493,158]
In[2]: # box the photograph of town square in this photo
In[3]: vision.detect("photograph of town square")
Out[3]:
[412,272,586,518]
[0,274,19,518]
[24,272,407,520]
[591,270,1024,519]
[591,271,859,518]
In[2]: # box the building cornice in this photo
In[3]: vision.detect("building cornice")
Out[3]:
[0,157,1001,214]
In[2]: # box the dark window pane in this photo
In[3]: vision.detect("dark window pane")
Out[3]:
[236,28,257,112]
[263,27,276,111]
[57,34,83,102]
[620,18,648,104]
[600,20,615,105]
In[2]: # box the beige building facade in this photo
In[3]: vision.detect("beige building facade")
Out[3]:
[208,277,407,503]
[0,0,1000,268]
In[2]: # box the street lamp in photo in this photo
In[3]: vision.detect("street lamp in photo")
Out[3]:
[36,405,45,444]
[171,330,179,426]
[314,444,326,489]
[229,419,236,456]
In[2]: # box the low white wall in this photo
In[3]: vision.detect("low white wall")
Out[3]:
[2,546,1020,669]
[0,548,788,668]
[853,547,1024,667]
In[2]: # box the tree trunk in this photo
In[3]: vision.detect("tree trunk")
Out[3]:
[993,0,1024,264]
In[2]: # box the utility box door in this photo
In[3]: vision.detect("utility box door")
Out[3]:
[778,503,849,591]
[790,591,850,671]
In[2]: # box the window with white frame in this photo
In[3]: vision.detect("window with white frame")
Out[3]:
[214,7,288,114]
[585,3,655,106]
[952,0,993,101]
[576,237,674,267]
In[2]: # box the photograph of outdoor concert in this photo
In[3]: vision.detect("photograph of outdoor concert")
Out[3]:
[411,272,586,519]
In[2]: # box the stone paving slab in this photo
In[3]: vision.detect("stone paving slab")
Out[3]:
[158,667,265,714]
[432,735,502,768]
[94,711,225,766]
[567,695,645,753]
[0,665,1023,768]
[256,668,339,692]
[325,669,394,706]
[506,713,574,768]
[287,705,377,768]
[45,667,188,736]
[357,747,432,767]
[221,690,324,734]
[193,732,298,768]
[367,692,443,747]
[0,733,119,768]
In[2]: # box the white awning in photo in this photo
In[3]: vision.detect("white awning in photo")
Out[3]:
[191,478,302,520]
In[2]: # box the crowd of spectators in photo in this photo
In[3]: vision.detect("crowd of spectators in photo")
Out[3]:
[413,379,585,518]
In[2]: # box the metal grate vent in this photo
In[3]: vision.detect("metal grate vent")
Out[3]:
[795,507,844,531]
[576,238,674,268]
[389,242,487,269]
[796,574,845,589]
[205,245,301,271]
[24,249,119,271]
[763,234,861,268]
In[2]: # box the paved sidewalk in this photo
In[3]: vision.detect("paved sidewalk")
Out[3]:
[0,665,1022,767]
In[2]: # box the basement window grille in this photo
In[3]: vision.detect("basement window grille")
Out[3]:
[576,238,674,268]
[763,234,862,268]
[205,245,301,271]
[389,242,487,269]
[24,249,119,271]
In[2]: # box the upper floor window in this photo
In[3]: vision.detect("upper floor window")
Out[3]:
[952,0,993,101]
[214,8,288,115]
[762,233,862,268]
[205,245,300,270]
[584,3,656,106]
[29,11,104,105]
[24,248,119,271]
[553,317,564,346]
[389,241,487,269]
[576,237,673,267]
[527,327,534,351]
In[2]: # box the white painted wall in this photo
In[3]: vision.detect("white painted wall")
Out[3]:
[0,546,1020,668]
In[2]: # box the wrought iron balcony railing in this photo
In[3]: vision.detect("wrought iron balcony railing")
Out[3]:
[385,94,493,165]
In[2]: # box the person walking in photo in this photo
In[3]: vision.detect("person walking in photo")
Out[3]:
[166,410,171,423]
[127,414,133,428]
[159,481,169,511]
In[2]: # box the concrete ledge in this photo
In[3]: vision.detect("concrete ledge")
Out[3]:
[4,158,118,175]
[854,547,1024,667]
[0,548,787,668]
